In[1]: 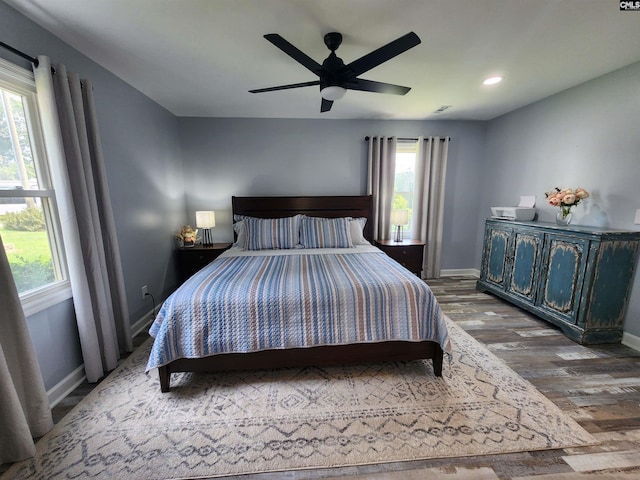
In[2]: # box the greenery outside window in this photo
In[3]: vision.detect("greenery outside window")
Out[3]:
[0,58,70,315]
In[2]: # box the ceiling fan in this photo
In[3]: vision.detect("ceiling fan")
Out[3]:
[249,31,421,112]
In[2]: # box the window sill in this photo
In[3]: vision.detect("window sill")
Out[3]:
[21,280,73,317]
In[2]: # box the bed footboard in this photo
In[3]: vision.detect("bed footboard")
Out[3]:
[156,341,443,392]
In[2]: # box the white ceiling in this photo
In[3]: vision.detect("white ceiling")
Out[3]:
[5,0,640,120]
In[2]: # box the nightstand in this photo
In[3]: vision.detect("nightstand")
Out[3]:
[375,239,425,276]
[175,243,232,285]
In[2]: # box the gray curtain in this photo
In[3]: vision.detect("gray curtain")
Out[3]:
[413,136,449,279]
[0,234,53,463]
[366,136,397,241]
[34,56,132,383]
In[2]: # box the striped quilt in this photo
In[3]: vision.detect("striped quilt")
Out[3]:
[146,248,451,371]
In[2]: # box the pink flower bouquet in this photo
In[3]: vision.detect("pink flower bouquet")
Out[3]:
[545,187,589,220]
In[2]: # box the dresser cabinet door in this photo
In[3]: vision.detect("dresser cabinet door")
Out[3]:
[506,230,543,303]
[537,235,589,324]
[584,240,640,330]
[480,223,512,289]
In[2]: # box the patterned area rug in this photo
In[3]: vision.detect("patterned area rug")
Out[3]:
[2,319,596,480]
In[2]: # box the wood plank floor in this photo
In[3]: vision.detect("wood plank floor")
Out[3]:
[3,276,640,479]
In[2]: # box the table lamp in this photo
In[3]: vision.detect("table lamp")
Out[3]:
[390,209,409,242]
[195,210,216,246]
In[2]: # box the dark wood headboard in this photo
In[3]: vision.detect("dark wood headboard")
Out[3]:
[232,195,374,241]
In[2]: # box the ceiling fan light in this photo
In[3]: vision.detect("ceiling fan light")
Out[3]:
[320,86,347,101]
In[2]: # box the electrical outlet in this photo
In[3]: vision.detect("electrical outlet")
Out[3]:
[141,285,148,300]
[635,209,640,225]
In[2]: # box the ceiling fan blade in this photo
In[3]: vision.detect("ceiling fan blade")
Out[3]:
[320,98,333,112]
[249,80,320,93]
[345,78,411,95]
[341,32,421,78]
[264,34,324,76]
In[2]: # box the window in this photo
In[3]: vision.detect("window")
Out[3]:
[0,58,69,315]
[392,140,418,238]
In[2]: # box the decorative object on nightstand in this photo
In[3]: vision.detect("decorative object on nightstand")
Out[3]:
[176,225,198,248]
[195,210,216,246]
[390,209,409,242]
[375,239,425,276]
[175,242,232,285]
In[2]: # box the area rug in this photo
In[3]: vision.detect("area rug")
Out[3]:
[1,319,596,480]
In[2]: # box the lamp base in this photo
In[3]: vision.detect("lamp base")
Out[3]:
[201,228,213,246]
[394,225,403,243]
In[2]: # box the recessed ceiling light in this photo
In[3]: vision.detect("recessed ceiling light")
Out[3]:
[483,76,503,86]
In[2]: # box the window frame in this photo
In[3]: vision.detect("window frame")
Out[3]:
[0,57,71,316]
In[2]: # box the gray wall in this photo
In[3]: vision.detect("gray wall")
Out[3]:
[0,2,186,389]
[481,60,640,337]
[177,118,486,271]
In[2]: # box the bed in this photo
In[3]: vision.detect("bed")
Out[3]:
[146,195,451,392]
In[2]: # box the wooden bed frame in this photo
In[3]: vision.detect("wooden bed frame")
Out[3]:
[157,195,444,392]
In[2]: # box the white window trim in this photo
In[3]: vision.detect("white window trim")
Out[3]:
[20,280,72,317]
[0,57,71,315]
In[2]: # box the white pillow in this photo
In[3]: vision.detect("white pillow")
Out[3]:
[232,218,246,248]
[349,217,369,245]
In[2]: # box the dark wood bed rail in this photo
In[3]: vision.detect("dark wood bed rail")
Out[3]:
[158,342,443,393]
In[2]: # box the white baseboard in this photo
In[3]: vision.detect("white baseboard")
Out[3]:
[131,305,158,337]
[622,331,640,352]
[440,268,480,278]
[47,307,158,408]
[47,365,85,408]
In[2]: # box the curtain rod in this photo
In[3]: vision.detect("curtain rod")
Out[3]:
[0,41,39,67]
[365,136,450,142]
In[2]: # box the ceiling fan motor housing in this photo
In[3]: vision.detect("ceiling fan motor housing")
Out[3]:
[321,54,346,88]
[321,32,346,88]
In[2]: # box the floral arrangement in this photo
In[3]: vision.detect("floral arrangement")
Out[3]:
[545,187,589,219]
[176,225,198,246]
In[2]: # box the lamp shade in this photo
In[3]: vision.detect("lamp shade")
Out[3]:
[390,209,409,226]
[195,211,216,228]
[320,86,346,101]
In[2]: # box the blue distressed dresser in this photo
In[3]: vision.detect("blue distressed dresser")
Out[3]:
[476,219,640,344]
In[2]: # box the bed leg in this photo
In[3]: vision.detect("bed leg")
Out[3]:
[158,366,171,392]
[433,346,443,377]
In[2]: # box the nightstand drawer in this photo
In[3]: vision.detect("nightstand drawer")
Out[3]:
[391,246,422,270]
[375,240,425,276]
[175,243,231,285]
